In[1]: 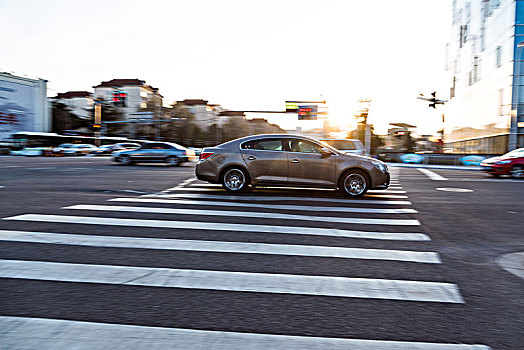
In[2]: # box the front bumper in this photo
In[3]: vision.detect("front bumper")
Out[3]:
[480,164,510,175]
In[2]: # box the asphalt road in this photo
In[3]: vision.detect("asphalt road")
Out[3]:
[0,156,523,349]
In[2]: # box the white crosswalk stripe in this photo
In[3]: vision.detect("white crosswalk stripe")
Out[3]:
[3,214,429,241]
[0,230,440,263]
[63,204,421,226]
[108,197,417,213]
[0,259,462,302]
[142,192,412,205]
[0,316,491,350]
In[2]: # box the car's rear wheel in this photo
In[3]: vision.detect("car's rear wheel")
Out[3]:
[119,155,133,165]
[510,165,524,178]
[167,156,180,166]
[221,167,249,193]
[339,169,369,197]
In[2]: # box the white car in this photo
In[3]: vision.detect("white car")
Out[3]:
[10,147,51,156]
[53,143,99,156]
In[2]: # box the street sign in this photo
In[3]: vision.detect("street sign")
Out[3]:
[298,105,317,120]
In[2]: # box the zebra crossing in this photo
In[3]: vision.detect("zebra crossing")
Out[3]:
[0,168,491,349]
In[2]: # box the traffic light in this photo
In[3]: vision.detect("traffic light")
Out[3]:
[429,91,437,109]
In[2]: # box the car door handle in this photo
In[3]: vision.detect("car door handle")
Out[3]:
[291,159,300,163]
[247,156,256,160]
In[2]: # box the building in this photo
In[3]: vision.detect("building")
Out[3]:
[173,99,225,129]
[53,91,93,119]
[93,79,163,120]
[445,0,524,153]
[0,72,50,141]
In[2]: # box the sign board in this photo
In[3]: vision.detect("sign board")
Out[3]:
[0,74,48,141]
[298,105,317,120]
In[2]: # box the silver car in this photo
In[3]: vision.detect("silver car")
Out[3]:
[196,134,389,197]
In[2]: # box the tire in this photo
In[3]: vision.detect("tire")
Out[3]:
[510,165,524,179]
[221,167,249,193]
[75,151,82,156]
[167,156,180,167]
[119,155,133,165]
[339,169,370,197]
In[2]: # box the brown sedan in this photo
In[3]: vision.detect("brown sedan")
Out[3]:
[196,134,390,197]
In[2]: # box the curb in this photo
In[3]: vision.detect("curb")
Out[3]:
[388,163,482,171]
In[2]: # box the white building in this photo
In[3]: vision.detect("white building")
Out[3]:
[173,99,225,129]
[93,79,163,120]
[53,91,93,119]
[0,72,50,141]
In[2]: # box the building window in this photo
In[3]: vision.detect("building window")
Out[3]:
[499,89,504,115]
[496,46,502,67]
[480,27,485,51]
[473,56,480,82]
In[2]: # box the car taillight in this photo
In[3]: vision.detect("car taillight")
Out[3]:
[200,152,214,160]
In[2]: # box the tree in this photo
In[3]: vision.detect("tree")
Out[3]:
[51,101,90,134]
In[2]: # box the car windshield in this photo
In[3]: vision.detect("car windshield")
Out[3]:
[321,140,356,150]
[504,149,524,157]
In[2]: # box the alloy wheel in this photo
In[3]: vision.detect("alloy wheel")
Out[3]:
[343,173,367,196]
[511,165,524,178]
[223,168,246,191]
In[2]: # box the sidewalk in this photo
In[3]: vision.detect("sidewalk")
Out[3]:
[388,163,482,171]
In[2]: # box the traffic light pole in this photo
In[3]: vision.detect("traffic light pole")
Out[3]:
[94,100,102,146]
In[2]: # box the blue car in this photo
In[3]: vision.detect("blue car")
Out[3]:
[112,142,196,166]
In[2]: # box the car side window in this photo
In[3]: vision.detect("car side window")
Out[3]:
[140,144,155,150]
[242,139,284,151]
[289,139,322,153]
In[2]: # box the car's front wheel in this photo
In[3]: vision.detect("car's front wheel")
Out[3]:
[167,156,180,166]
[221,167,249,193]
[339,169,369,197]
[119,155,133,165]
[510,165,524,178]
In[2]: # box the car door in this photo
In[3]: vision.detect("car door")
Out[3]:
[240,138,288,184]
[132,143,156,161]
[287,138,337,186]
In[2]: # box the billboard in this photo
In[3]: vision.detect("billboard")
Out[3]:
[0,74,48,141]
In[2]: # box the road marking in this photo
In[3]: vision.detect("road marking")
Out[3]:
[368,190,407,194]
[64,204,421,226]
[161,178,197,192]
[163,187,409,197]
[0,316,489,350]
[418,168,448,181]
[3,214,430,241]
[144,193,412,205]
[108,198,418,214]
[0,259,463,302]
[0,230,440,263]
[436,188,474,193]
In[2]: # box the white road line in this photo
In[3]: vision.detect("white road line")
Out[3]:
[108,198,418,214]
[166,187,410,196]
[3,214,430,241]
[159,178,197,193]
[418,168,448,181]
[143,193,412,205]
[0,259,463,302]
[368,190,407,194]
[64,204,421,226]
[0,230,440,263]
[0,316,490,350]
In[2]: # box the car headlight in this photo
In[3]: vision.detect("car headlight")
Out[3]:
[495,160,511,164]
[372,160,388,172]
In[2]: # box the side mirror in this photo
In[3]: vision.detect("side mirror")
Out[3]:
[320,147,332,157]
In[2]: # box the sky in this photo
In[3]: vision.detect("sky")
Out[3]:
[0,0,452,135]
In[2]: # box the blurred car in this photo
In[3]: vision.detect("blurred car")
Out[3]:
[112,141,196,166]
[91,143,141,155]
[53,143,99,156]
[319,139,364,155]
[188,147,202,157]
[480,148,524,178]
[10,147,51,156]
[196,134,389,197]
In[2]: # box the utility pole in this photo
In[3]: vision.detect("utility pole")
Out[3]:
[357,99,372,156]
[93,99,102,146]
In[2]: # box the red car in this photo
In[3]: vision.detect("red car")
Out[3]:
[480,148,524,178]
